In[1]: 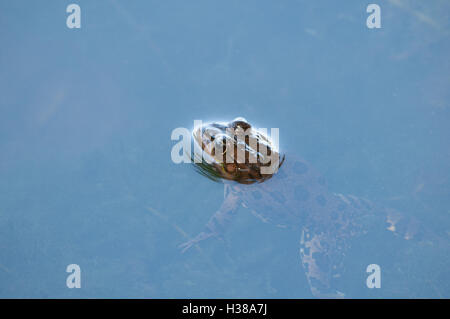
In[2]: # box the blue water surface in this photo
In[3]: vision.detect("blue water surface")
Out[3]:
[0,0,449,298]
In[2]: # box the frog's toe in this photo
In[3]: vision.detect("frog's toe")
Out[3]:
[178,240,195,253]
[313,290,345,299]
[178,232,215,253]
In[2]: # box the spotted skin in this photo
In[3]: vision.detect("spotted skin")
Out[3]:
[179,155,432,298]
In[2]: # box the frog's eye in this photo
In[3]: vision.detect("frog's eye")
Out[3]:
[210,134,232,158]
[203,127,223,143]
[232,117,247,122]
[229,117,251,131]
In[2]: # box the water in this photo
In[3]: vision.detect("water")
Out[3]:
[0,0,449,298]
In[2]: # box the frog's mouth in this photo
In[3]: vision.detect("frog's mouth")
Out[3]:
[191,117,285,184]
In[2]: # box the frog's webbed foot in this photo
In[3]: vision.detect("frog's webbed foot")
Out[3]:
[178,241,194,254]
[300,227,347,299]
[384,208,423,241]
[250,210,270,224]
[313,290,345,299]
[178,231,215,253]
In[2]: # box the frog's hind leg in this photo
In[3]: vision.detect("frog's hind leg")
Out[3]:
[299,227,346,298]
[336,192,424,242]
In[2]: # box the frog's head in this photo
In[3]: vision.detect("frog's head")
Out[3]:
[191,117,285,184]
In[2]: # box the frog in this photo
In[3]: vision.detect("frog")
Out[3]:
[179,117,440,298]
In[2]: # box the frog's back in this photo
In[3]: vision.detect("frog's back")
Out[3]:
[233,154,344,229]
[231,154,385,297]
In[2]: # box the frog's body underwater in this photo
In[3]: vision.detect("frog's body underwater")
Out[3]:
[179,117,443,298]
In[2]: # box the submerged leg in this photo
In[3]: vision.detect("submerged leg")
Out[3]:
[301,192,444,298]
[299,226,346,298]
[179,184,242,253]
